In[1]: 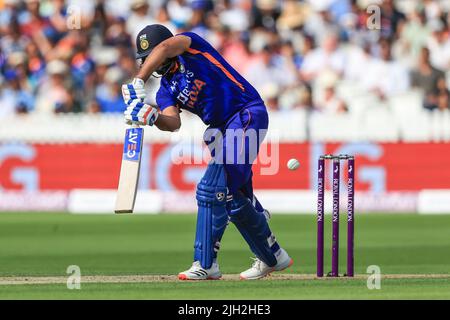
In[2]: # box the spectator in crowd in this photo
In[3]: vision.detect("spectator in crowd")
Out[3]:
[276,40,302,75]
[245,44,296,95]
[436,78,450,111]
[24,41,46,90]
[303,0,342,45]
[221,29,255,75]
[411,47,447,110]
[0,69,34,116]
[188,0,214,37]
[167,0,193,29]
[379,0,406,40]
[261,83,281,112]
[423,0,444,21]
[363,37,410,99]
[0,0,19,33]
[396,9,431,67]
[1,17,28,56]
[344,41,372,83]
[105,18,133,48]
[0,0,449,117]
[252,0,281,31]
[426,19,450,71]
[299,35,315,66]
[314,70,347,114]
[154,4,177,35]
[300,31,346,83]
[126,0,156,40]
[35,59,79,113]
[219,0,249,32]
[6,51,32,91]
[316,84,348,114]
[95,67,126,113]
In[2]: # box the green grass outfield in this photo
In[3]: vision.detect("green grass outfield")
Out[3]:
[0,213,449,299]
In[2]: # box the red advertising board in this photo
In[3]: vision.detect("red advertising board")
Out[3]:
[1,142,449,192]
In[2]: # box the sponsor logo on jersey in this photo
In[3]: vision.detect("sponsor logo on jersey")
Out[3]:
[176,70,206,109]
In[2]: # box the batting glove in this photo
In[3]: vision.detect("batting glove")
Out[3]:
[124,100,159,126]
[121,78,146,104]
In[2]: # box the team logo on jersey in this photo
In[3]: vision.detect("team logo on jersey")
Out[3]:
[179,63,185,73]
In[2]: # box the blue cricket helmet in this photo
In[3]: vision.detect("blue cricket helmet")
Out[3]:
[136,24,174,60]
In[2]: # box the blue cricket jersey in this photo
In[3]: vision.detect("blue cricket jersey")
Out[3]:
[156,32,264,127]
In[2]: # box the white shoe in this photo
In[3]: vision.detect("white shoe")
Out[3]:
[239,248,293,280]
[178,261,222,280]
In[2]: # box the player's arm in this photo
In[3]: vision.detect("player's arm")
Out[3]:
[154,106,181,132]
[136,35,191,82]
[121,36,190,129]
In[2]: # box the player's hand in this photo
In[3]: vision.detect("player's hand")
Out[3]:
[124,100,159,126]
[121,78,146,104]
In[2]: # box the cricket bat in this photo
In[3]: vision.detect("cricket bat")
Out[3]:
[115,125,144,214]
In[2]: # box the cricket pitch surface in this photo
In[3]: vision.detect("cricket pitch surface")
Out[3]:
[1,274,450,285]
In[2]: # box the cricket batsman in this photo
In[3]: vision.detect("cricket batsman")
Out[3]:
[121,24,293,280]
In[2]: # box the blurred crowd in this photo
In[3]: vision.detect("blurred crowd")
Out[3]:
[0,0,449,118]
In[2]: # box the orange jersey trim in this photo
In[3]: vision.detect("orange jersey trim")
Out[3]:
[187,48,245,92]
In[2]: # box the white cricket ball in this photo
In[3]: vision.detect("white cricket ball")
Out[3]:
[287,158,300,171]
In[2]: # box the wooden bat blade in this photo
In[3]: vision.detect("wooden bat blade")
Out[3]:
[115,127,144,214]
